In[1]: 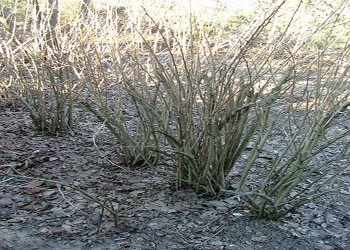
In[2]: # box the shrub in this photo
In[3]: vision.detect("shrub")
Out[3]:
[2,0,349,219]
[98,1,349,219]
[1,1,82,133]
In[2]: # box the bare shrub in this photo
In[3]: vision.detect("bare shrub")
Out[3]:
[2,0,349,219]
[1,1,82,132]
[103,0,349,218]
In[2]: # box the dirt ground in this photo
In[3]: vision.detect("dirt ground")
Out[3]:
[1,103,350,250]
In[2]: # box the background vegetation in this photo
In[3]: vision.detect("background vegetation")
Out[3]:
[0,0,349,219]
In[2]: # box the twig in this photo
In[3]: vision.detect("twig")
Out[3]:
[174,226,191,243]
[220,189,278,213]
[94,198,119,234]
[92,120,126,170]
[57,183,74,207]
[0,174,118,218]
[95,200,105,234]
[204,228,225,245]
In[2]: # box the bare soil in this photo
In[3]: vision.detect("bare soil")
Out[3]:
[1,103,349,250]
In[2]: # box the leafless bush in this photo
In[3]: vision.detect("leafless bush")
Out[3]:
[0,1,83,132]
[2,0,349,219]
[101,1,349,219]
